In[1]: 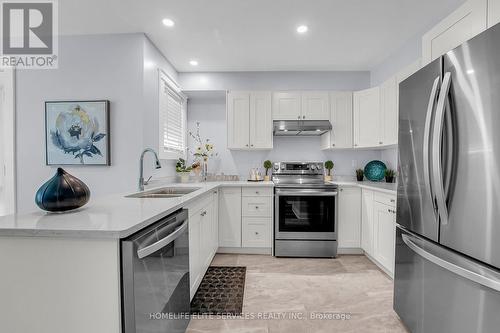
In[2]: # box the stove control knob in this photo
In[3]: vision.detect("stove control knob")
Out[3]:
[311,165,317,170]
[274,163,280,171]
[317,164,323,170]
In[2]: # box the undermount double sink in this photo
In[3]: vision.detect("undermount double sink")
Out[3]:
[126,187,201,198]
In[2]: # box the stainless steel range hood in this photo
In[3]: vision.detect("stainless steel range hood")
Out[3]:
[273,120,332,136]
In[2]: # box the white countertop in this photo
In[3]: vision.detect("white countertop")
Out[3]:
[329,176,397,195]
[0,176,395,240]
[0,181,274,239]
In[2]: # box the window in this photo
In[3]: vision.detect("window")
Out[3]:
[158,70,187,159]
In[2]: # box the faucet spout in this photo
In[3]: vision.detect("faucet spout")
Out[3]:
[139,148,162,191]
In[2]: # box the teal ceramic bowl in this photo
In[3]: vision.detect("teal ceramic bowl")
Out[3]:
[364,160,387,181]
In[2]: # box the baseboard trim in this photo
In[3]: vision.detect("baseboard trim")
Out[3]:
[217,247,272,255]
[337,247,364,255]
[364,252,394,279]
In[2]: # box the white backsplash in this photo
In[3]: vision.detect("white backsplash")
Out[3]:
[187,96,396,179]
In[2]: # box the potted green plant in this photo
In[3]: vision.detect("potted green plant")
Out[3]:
[263,160,273,181]
[385,169,396,183]
[176,158,192,183]
[324,160,334,181]
[356,169,364,182]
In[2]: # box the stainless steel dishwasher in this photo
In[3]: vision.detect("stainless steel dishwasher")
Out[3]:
[121,209,190,333]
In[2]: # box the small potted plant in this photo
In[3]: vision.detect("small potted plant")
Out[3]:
[356,169,364,182]
[324,160,334,181]
[176,158,192,183]
[385,169,396,183]
[263,160,273,181]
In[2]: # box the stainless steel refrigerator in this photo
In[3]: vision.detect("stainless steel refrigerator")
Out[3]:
[395,23,500,333]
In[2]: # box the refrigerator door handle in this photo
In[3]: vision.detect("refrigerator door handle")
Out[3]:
[402,233,500,292]
[423,76,441,211]
[432,72,452,225]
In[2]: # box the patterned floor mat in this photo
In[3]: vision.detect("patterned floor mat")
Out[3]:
[190,266,246,315]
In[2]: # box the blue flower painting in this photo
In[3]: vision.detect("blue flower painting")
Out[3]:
[45,101,110,165]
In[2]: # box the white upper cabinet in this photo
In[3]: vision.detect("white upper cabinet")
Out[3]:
[227,92,250,149]
[249,92,273,149]
[489,0,500,26]
[353,87,381,148]
[301,91,329,120]
[321,91,353,149]
[272,92,301,120]
[379,77,398,146]
[227,91,272,150]
[422,0,487,65]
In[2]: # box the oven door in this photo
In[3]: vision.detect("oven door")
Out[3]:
[275,188,337,240]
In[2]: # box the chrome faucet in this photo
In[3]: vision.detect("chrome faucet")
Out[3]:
[139,148,162,191]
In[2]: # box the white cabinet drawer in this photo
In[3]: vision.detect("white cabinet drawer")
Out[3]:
[374,192,396,208]
[242,217,271,248]
[242,187,273,197]
[242,197,272,217]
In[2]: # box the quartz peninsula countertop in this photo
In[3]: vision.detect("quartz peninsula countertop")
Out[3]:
[329,176,397,195]
[0,181,274,239]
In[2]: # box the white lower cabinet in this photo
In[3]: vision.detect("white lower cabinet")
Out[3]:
[218,187,242,247]
[187,191,219,299]
[338,186,361,249]
[373,201,396,276]
[242,217,271,248]
[241,188,272,248]
[360,188,397,277]
[361,189,375,256]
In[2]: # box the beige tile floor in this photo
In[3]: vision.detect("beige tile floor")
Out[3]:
[187,254,409,333]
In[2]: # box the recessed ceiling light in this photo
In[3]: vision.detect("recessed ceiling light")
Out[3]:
[189,60,199,66]
[296,25,308,34]
[162,18,175,27]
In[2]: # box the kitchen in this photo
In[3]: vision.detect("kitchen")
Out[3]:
[1,0,500,332]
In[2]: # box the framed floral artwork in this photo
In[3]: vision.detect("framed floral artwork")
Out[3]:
[45,100,110,165]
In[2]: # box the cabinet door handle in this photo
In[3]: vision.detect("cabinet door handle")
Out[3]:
[201,211,207,217]
[340,188,343,192]
[297,116,301,119]
[245,144,249,147]
[332,144,335,147]
[255,206,259,209]
[303,115,306,119]
[251,144,254,147]
[390,199,395,203]
[379,141,383,145]
[255,232,259,235]
[255,191,259,194]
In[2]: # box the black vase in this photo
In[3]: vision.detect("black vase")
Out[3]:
[35,168,90,212]
[385,176,394,183]
[356,175,364,181]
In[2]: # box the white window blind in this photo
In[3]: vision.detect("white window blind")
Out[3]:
[159,71,187,159]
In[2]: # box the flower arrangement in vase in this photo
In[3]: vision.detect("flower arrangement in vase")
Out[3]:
[188,122,218,180]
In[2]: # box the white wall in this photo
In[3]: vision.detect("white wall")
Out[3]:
[16,33,178,213]
[187,95,386,178]
[142,36,180,179]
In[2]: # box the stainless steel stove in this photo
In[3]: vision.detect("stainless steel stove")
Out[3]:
[272,162,338,258]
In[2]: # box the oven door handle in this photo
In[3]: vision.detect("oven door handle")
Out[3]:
[275,191,338,197]
[137,220,188,259]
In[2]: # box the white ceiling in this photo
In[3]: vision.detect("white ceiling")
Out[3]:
[59,0,465,72]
